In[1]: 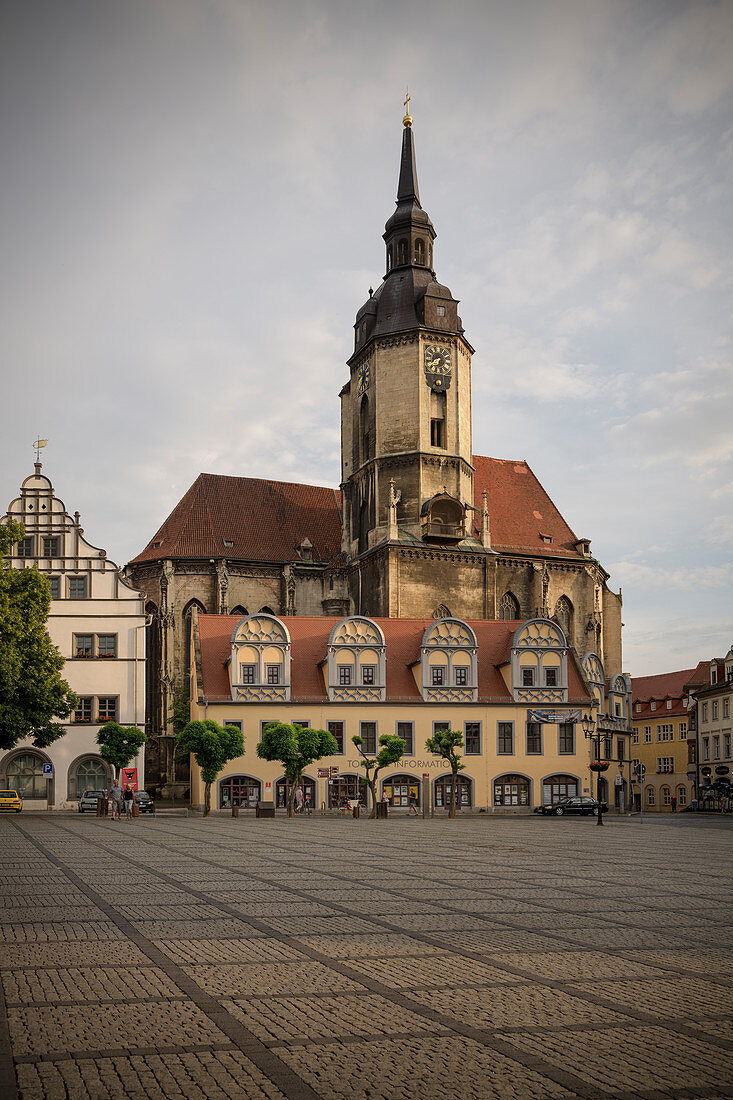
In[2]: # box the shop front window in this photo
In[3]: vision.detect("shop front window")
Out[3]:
[220,775,261,809]
[493,773,530,807]
[541,774,578,805]
[276,775,315,811]
[382,774,420,809]
[435,775,472,809]
[327,773,365,809]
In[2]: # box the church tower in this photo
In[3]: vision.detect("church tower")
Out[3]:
[341,102,475,559]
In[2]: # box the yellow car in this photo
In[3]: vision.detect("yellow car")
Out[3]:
[0,790,22,813]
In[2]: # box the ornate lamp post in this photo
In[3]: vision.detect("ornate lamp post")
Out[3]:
[583,712,607,826]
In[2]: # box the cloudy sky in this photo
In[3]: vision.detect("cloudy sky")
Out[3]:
[2,0,731,676]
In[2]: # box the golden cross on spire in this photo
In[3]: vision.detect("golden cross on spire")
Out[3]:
[403,89,412,128]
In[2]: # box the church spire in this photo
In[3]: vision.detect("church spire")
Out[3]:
[383,102,435,276]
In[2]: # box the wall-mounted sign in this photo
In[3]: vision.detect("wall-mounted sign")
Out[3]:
[527,709,582,724]
[715,765,730,776]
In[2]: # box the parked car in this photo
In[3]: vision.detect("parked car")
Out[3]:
[134,791,155,814]
[0,790,22,813]
[536,796,608,816]
[78,788,107,813]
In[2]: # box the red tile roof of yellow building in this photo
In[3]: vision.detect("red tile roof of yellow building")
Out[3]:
[196,614,592,705]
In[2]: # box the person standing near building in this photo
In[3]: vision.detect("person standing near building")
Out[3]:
[123,784,134,821]
[110,779,123,821]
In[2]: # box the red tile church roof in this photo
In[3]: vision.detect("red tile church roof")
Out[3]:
[196,614,592,705]
[129,474,343,565]
[130,456,584,566]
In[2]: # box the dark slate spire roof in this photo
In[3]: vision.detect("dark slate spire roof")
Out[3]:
[397,123,420,204]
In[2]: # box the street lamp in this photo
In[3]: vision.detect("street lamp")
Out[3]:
[583,712,606,827]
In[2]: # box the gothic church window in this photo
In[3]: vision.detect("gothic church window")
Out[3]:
[499,592,520,620]
[554,596,573,638]
[360,394,371,463]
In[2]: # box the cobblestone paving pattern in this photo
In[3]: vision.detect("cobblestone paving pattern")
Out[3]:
[0,813,731,1099]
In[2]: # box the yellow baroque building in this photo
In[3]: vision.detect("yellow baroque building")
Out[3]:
[188,611,633,814]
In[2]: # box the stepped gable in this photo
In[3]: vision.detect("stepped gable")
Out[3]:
[472,456,580,558]
[130,473,342,565]
[197,614,591,704]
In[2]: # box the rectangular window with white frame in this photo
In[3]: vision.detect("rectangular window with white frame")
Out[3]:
[713,735,720,760]
[360,721,377,755]
[497,722,513,754]
[266,665,281,685]
[74,634,94,659]
[632,730,639,744]
[240,664,255,684]
[98,697,117,722]
[338,665,352,686]
[431,667,446,687]
[712,701,719,720]
[703,737,709,760]
[454,666,468,687]
[97,634,117,658]
[526,721,542,754]
[361,665,376,686]
[396,721,414,755]
[464,721,480,754]
[657,757,674,773]
[558,723,575,754]
[679,722,687,739]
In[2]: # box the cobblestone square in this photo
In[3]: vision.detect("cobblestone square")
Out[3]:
[1,812,731,1099]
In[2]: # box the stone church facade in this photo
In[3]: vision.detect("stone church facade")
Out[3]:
[126,113,623,793]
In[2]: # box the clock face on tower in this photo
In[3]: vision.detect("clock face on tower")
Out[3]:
[424,344,452,391]
[357,362,370,395]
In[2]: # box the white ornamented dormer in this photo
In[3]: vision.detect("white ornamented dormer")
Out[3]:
[420,618,478,703]
[230,614,291,701]
[582,651,605,713]
[327,617,386,702]
[510,619,568,703]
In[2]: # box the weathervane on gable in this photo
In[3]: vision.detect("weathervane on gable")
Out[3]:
[33,437,48,462]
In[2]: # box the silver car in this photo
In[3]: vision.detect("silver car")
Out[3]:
[78,788,107,813]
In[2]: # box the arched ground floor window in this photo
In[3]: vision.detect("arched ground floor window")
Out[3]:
[660,784,672,808]
[646,785,656,807]
[493,773,530,807]
[328,774,365,809]
[677,785,687,807]
[4,752,49,799]
[68,755,110,799]
[541,774,578,805]
[382,774,420,809]
[220,775,261,810]
[276,775,316,811]
[435,775,473,809]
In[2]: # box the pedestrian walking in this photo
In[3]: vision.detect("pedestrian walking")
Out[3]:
[123,784,134,821]
[110,779,123,821]
[671,795,677,813]
[408,795,419,816]
[295,786,304,814]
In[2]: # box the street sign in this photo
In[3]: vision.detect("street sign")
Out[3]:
[329,766,339,777]
[42,763,53,777]
[635,763,646,778]
[317,768,330,778]
[422,773,429,778]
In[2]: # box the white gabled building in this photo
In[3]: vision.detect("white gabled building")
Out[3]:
[1,462,146,808]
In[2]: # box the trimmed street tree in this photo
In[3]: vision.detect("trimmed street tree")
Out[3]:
[0,520,77,751]
[352,732,405,818]
[97,722,147,782]
[177,719,244,816]
[257,721,338,818]
[425,728,465,818]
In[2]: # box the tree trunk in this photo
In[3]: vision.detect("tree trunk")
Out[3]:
[368,778,377,818]
[288,777,297,818]
[204,781,211,817]
[449,769,457,819]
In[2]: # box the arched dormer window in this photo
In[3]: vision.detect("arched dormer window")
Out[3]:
[231,614,291,701]
[510,619,568,701]
[609,673,631,722]
[499,591,520,620]
[397,238,408,265]
[414,238,425,265]
[420,618,478,702]
[327,617,386,701]
[554,596,573,637]
[582,652,605,714]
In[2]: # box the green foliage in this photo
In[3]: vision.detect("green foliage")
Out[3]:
[425,728,464,818]
[96,722,147,778]
[177,719,244,815]
[0,521,77,752]
[257,722,338,816]
[351,733,405,818]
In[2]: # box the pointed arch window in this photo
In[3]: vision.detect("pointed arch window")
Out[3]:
[554,596,573,639]
[499,592,520,620]
[360,394,371,463]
